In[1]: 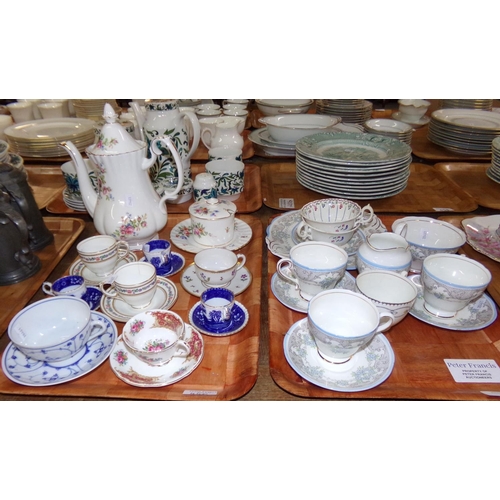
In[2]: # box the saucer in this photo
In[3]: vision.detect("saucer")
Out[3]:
[271,270,356,313]
[139,252,185,277]
[171,218,252,253]
[408,288,497,331]
[180,263,252,297]
[109,325,204,388]
[69,252,138,286]
[2,312,117,387]
[100,276,178,322]
[188,301,249,336]
[283,318,395,392]
[392,111,430,128]
[82,286,102,310]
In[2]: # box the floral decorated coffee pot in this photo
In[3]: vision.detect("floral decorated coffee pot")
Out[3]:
[60,104,184,250]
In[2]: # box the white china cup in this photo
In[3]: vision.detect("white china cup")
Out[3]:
[77,235,130,277]
[355,270,418,326]
[37,102,65,119]
[308,289,394,363]
[205,159,245,202]
[277,241,348,301]
[7,102,35,123]
[8,296,106,362]
[42,275,87,299]
[420,253,492,318]
[100,261,158,309]
[194,248,246,288]
[296,221,359,245]
[122,310,189,366]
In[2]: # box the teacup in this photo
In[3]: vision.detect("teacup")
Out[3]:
[223,99,249,108]
[8,296,106,362]
[421,253,491,318]
[77,235,130,277]
[296,221,359,245]
[42,275,87,299]
[100,261,157,309]
[355,270,418,326]
[277,241,348,301]
[7,102,34,123]
[200,288,235,328]
[194,248,246,288]
[205,159,245,202]
[208,146,243,162]
[37,102,65,119]
[61,159,98,197]
[143,239,171,271]
[122,309,190,366]
[308,289,394,363]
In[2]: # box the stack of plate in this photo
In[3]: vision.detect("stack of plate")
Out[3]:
[486,137,500,183]
[316,100,373,124]
[62,188,87,211]
[295,132,412,200]
[4,118,96,158]
[72,99,121,120]
[363,118,413,145]
[428,108,500,155]
[248,128,296,157]
[440,99,493,111]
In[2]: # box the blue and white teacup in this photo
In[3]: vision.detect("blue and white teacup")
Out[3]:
[143,239,171,271]
[42,275,87,299]
[200,288,235,326]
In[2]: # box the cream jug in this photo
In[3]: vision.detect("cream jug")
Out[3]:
[130,100,200,194]
[201,117,245,150]
[60,104,184,250]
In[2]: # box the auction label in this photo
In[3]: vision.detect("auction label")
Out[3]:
[444,359,500,383]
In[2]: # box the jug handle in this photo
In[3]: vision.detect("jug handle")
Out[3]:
[179,110,200,161]
[201,128,213,150]
[393,222,408,238]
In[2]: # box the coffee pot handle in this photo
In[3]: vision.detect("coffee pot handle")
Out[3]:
[180,110,200,161]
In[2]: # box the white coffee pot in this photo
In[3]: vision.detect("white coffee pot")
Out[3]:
[60,104,184,250]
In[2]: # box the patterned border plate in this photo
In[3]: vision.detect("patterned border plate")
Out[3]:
[461,214,500,262]
[284,318,395,392]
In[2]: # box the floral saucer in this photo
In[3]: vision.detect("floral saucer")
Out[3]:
[271,270,356,313]
[461,214,500,263]
[69,252,138,286]
[81,286,103,311]
[188,301,249,336]
[100,276,178,322]
[2,312,117,387]
[408,287,497,331]
[180,263,252,297]
[283,318,395,392]
[139,252,185,277]
[109,325,204,388]
[171,218,252,254]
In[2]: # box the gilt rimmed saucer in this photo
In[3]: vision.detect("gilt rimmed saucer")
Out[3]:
[408,288,497,331]
[100,276,178,322]
[284,318,395,392]
[170,218,252,253]
[2,312,117,387]
[180,263,252,297]
[69,252,138,286]
[188,301,249,336]
[271,270,356,313]
[139,252,185,277]
[109,325,204,388]
[82,286,103,310]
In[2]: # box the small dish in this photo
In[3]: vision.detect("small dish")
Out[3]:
[109,325,204,388]
[188,301,249,336]
[392,111,430,128]
[284,318,395,392]
[171,218,252,254]
[2,312,117,387]
[100,276,178,322]
[81,286,102,310]
[69,252,138,286]
[139,252,185,277]
[180,262,252,297]
[461,214,500,263]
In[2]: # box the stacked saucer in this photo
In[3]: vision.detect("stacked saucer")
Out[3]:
[62,188,87,211]
[72,99,122,121]
[248,128,296,157]
[316,100,373,124]
[486,136,500,183]
[295,132,412,200]
[440,99,493,111]
[428,108,500,155]
[363,118,413,145]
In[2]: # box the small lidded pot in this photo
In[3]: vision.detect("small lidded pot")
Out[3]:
[188,195,237,247]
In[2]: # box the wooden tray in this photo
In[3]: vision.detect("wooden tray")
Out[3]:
[25,165,66,210]
[261,162,478,213]
[190,129,254,161]
[0,214,262,400]
[411,127,491,162]
[268,214,500,400]
[434,163,500,210]
[0,217,85,336]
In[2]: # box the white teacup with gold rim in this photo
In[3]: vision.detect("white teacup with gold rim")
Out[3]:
[194,248,246,288]
[77,235,130,277]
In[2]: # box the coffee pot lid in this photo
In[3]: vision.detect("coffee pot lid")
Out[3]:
[87,103,143,155]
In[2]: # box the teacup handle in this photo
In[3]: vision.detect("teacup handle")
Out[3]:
[87,319,107,342]
[393,222,408,238]
[296,221,312,241]
[116,240,130,258]
[235,253,246,271]
[173,340,191,359]
[42,282,54,296]
[277,258,300,290]
[99,275,118,298]
[375,311,395,333]
[358,204,374,225]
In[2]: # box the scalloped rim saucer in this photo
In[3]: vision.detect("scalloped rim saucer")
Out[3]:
[1,312,117,387]
[139,252,185,277]
[109,325,204,388]
[180,263,252,297]
[284,318,395,392]
[188,301,249,336]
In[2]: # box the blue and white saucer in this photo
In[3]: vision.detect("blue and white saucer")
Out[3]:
[188,301,249,336]
[82,286,103,310]
[139,252,185,277]
[1,312,117,387]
